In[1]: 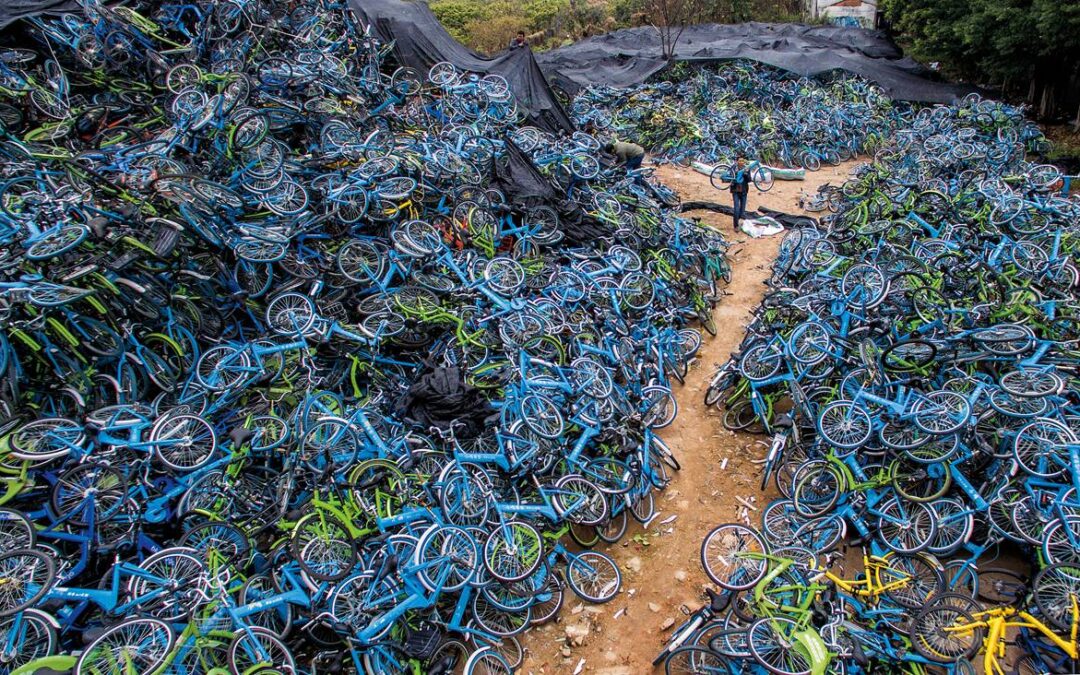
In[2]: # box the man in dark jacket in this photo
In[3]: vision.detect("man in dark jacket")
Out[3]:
[730,157,752,231]
[509,31,528,50]
[604,140,646,171]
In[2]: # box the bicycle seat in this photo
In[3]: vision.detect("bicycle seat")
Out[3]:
[705,587,729,612]
[228,426,256,448]
[81,626,108,645]
[427,654,458,675]
[86,216,110,239]
[772,414,794,430]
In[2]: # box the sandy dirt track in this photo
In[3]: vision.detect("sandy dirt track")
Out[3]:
[518,160,862,675]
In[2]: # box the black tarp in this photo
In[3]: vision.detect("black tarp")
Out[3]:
[393,365,495,439]
[349,0,574,132]
[536,22,975,104]
[0,0,77,29]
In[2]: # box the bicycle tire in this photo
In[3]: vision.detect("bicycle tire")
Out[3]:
[289,512,357,582]
[75,618,174,675]
[701,523,769,590]
[909,600,982,663]
[566,551,621,603]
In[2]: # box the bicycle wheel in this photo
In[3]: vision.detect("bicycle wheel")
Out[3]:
[26,225,87,260]
[641,385,677,429]
[739,343,784,382]
[289,512,357,581]
[0,607,56,670]
[792,461,843,517]
[0,548,54,617]
[890,456,951,503]
[179,522,252,569]
[228,626,295,675]
[49,463,126,526]
[909,602,982,663]
[265,292,317,336]
[1042,516,1080,566]
[1013,418,1073,478]
[9,417,82,462]
[439,468,490,527]
[701,524,769,590]
[0,509,34,552]
[529,574,565,625]
[999,368,1063,399]
[880,552,945,609]
[519,394,564,439]
[977,567,1028,604]
[788,322,832,366]
[710,164,732,190]
[484,521,543,583]
[565,551,621,603]
[299,417,359,472]
[747,618,812,675]
[665,646,730,674]
[596,509,629,543]
[752,166,774,192]
[415,525,477,592]
[75,618,174,675]
[555,474,609,526]
[463,647,512,675]
[1032,562,1080,631]
[470,593,530,637]
[876,497,937,553]
[816,401,872,449]
[195,345,252,391]
[126,547,208,622]
[881,340,936,372]
[927,498,973,555]
[151,413,217,472]
[912,391,971,436]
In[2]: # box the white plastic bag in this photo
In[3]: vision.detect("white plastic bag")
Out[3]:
[740,216,784,238]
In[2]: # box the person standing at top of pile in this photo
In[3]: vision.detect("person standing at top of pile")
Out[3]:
[730,156,752,232]
[604,140,646,171]
[509,31,528,50]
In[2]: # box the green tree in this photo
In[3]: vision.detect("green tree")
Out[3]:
[464,14,525,53]
[881,0,1080,119]
[430,0,490,42]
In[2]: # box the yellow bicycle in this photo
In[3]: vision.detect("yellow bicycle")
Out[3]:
[808,547,943,609]
[909,562,1080,675]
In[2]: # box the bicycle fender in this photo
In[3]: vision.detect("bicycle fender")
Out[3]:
[794,628,832,675]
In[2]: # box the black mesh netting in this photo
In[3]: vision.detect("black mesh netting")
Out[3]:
[348,0,575,132]
[536,22,977,103]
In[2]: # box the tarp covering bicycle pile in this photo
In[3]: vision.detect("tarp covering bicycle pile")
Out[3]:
[349,0,574,132]
[537,22,976,103]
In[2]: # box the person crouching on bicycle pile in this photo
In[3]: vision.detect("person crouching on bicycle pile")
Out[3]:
[730,156,752,232]
[604,140,646,172]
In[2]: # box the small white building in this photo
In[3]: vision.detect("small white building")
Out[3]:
[807,0,878,28]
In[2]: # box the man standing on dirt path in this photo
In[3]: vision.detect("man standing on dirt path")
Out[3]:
[604,140,646,172]
[730,156,751,232]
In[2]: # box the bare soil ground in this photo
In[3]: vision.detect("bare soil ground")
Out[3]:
[518,160,863,675]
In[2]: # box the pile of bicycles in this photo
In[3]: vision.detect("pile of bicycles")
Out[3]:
[0,0,731,672]
[688,93,1079,674]
[655,522,1078,675]
[571,60,920,169]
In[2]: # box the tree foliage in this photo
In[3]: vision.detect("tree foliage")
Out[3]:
[881,0,1080,117]
[429,0,809,54]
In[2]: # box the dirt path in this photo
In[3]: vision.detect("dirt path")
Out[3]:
[519,160,862,675]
